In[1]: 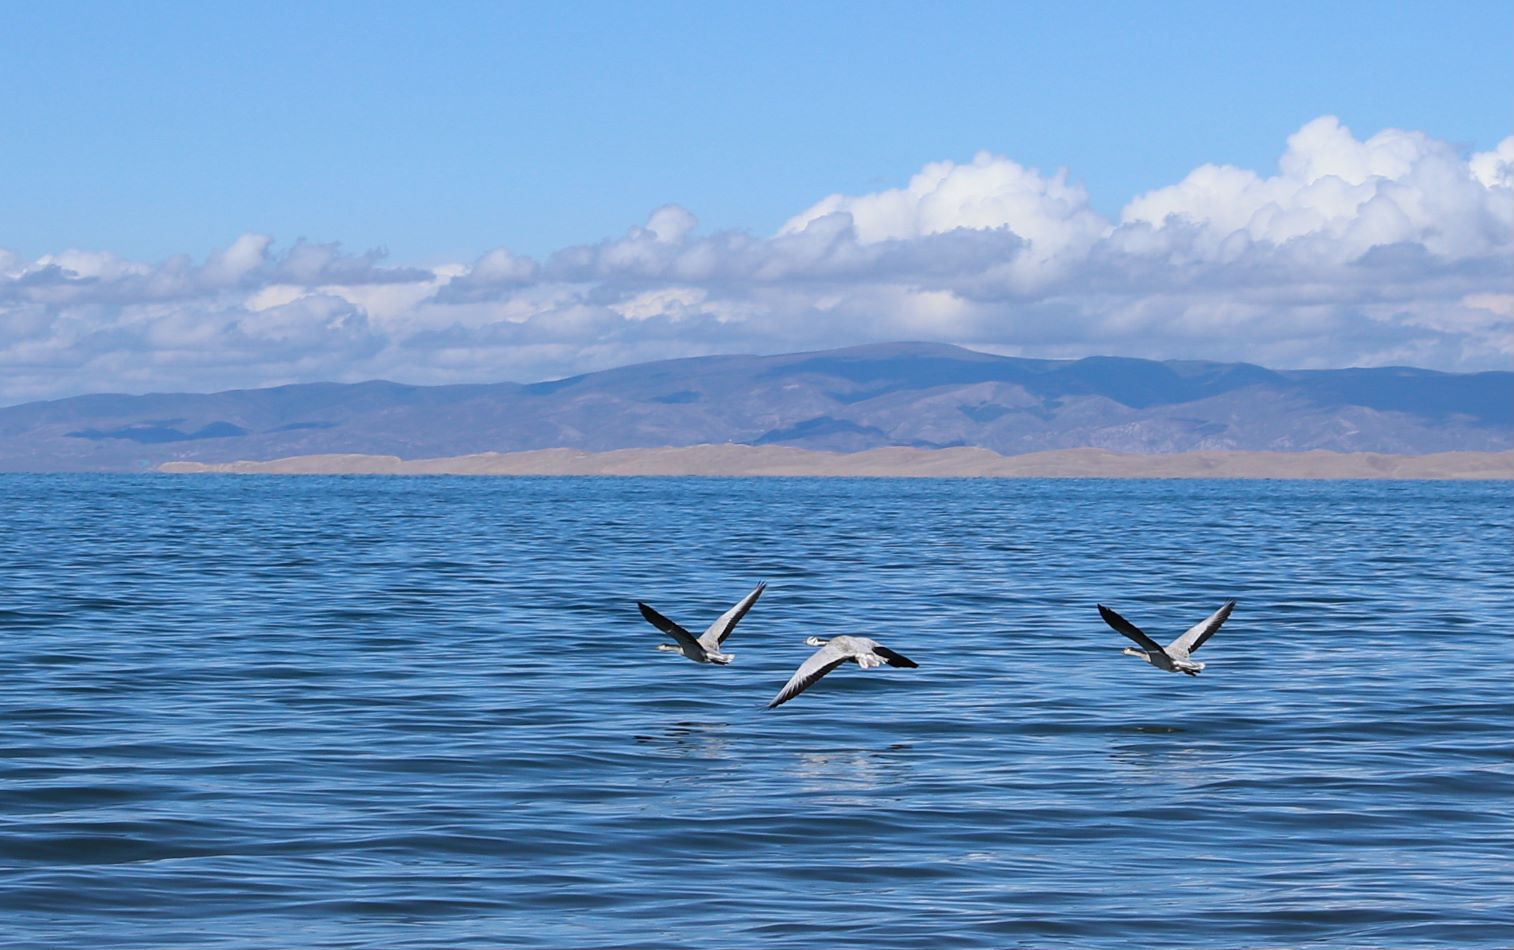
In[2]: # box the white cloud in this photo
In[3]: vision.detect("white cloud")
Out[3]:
[782,152,1105,247]
[780,152,1108,291]
[645,204,698,243]
[611,286,708,322]
[1470,137,1514,190]
[1121,117,1513,262]
[1,116,1509,406]
[201,232,273,287]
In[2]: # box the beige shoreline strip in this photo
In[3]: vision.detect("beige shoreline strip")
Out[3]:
[159,445,1514,479]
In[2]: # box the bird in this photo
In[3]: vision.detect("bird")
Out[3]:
[767,635,918,708]
[1097,601,1236,675]
[637,582,766,665]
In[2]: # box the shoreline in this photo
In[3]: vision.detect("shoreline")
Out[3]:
[158,445,1514,480]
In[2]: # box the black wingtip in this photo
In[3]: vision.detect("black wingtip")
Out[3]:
[874,645,919,668]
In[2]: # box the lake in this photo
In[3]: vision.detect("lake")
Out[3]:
[1,474,1510,948]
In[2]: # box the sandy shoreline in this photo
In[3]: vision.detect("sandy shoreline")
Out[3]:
[158,445,1514,479]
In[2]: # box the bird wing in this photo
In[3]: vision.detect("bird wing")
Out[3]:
[637,601,702,652]
[767,642,848,709]
[872,644,919,668]
[701,581,767,648]
[1097,604,1167,654]
[1167,601,1235,659]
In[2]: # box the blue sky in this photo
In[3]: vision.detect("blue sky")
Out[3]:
[5,0,1507,261]
[1,1,1510,402]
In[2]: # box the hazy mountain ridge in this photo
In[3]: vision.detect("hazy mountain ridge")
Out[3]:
[161,446,1514,480]
[2,342,1509,472]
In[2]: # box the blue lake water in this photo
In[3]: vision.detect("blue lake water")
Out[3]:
[1,474,1510,948]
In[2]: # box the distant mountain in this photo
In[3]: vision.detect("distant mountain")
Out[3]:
[1,342,1509,472]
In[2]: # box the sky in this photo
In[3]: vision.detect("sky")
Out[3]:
[1,0,1510,405]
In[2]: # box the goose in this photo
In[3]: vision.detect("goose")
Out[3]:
[767,635,918,708]
[637,582,766,665]
[1097,601,1236,675]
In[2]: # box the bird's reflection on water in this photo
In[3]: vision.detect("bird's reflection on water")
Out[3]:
[788,743,914,795]
[1105,727,1221,787]
[633,720,731,759]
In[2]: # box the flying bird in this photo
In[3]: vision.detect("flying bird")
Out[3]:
[1097,601,1236,675]
[637,582,766,665]
[767,635,918,708]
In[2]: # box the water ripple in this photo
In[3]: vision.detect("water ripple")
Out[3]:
[0,474,1509,948]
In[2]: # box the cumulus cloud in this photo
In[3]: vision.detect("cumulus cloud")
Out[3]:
[1122,117,1513,262]
[1,116,1510,405]
[781,151,1108,290]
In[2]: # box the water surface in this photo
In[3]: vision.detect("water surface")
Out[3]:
[1,475,1510,948]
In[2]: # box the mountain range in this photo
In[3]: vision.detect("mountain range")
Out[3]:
[2,342,1509,472]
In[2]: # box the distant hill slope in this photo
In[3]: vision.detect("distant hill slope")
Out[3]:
[1,342,1509,472]
[161,447,1514,481]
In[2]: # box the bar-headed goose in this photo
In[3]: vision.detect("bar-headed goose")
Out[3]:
[767,635,918,708]
[637,582,766,665]
[1098,601,1235,675]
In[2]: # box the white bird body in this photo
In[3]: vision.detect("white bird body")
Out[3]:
[767,634,918,708]
[638,582,766,665]
[1098,601,1235,676]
